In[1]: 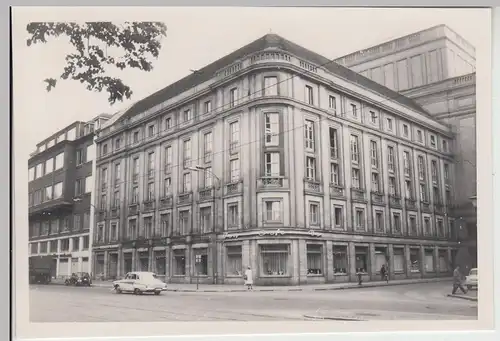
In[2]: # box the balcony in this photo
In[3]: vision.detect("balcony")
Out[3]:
[350,188,366,202]
[405,198,418,211]
[198,187,214,202]
[128,203,139,216]
[225,181,243,196]
[178,192,193,205]
[434,203,445,215]
[257,176,287,189]
[96,209,107,221]
[142,200,156,213]
[389,195,402,208]
[329,184,344,198]
[421,202,432,213]
[370,192,385,205]
[159,195,173,209]
[304,179,322,194]
[110,207,120,219]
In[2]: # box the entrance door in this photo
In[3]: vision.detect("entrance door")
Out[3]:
[124,253,133,273]
[71,258,79,274]
[81,257,89,273]
[50,258,57,278]
[108,254,118,279]
[58,258,69,278]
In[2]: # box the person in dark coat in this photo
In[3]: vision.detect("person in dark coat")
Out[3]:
[452,266,468,294]
[380,264,389,283]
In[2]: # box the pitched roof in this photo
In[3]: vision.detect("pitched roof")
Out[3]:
[119,33,427,121]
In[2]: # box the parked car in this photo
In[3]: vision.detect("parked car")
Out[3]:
[465,268,478,290]
[65,272,92,287]
[113,272,167,295]
[29,256,53,284]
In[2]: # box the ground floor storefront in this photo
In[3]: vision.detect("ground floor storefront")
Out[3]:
[92,230,456,285]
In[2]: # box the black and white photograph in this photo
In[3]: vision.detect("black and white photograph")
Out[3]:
[11,5,495,340]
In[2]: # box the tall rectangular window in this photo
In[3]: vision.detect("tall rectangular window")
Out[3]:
[333,245,348,274]
[229,121,239,152]
[35,163,43,178]
[45,158,54,174]
[203,167,212,188]
[264,200,282,223]
[229,88,238,107]
[164,146,172,173]
[227,203,239,229]
[264,152,280,176]
[350,104,358,117]
[330,163,340,185]
[431,160,438,183]
[329,96,337,113]
[350,135,359,163]
[418,156,426,180]
[264,76,278,96]
[147,182,155,201]
[163,177,171,196]
[352,168,360,189]
[333,206,343,229]
[179,210,190,235]
[264,113,279,145]
[403,151,411,176]
[183,173,191,192]
[420,183,427,202]
[203,132,213,163]
[183,140,191,168]
[28,167,35,181]
[199,207,212,233]
[204,101,212,114]
[132,157,139,180]
[306,244,323,275]
[165,117,172,130]
[55,152,64,170]
[370,141,378,167]
[230,159,240,182]
[305,85,313,105]
[183,109,192,123]
[355,208,365,230]
[306,156,316,181]
[53,182,63,198]
[226,245,242,276]
[389,176,397,196]
[260,244,289,276]
[387,146,395,172]
[375,211,384,232]
[329,127,338,159]
[309,203,320,226]
[173,249,186,276]
[114,163,121,184]
[304,120,315,151]
[132,186,139,204]
[371,172,380,192]
[147,152,155,177]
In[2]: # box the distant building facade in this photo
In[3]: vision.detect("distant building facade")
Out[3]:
[92,34,459,285]
[28,115,110,278]
[334,24,477,268]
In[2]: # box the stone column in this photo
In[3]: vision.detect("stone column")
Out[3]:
[419,245,426,276]
[164,247,170,283]
[388,244,395,279]
[103,251,109,279]
[447,247,453,273]
[434,246,440,276]
[117,250,122,278]
[298,239,307,284]
[326,241,334,282]
[348,242,356,282]
[148,248,153,272]
[369,243,376,278]
[405,244,411,278]
[131,250,136,272]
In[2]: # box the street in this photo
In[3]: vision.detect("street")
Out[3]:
[29,282,478,322]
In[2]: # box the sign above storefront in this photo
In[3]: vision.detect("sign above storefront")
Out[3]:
[222,229,323,240]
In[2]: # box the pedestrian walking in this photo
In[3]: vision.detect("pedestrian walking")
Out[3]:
[380,264,389,283]
[356,269,363,286]
[244,266,253,290]
[452,265,468,295]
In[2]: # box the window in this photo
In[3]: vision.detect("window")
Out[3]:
[420,183,427,202]
[304,120,315,150]
[393,213,402,234]
[182,109,192,123]
[204,168,212,188]
[354,208,365,230]
[146,124,155,138]
[164,146,172,173]
[445,189,452,206]
[144,217,153,237]
[260,244,289,276]
[264,76,278,96]
[305,156,316,181]
[264,113,279,145]
[115,137,121,150]
[227,203,239,229]
[203,132,213,162]
[417,130,423,143]
[179,211,190,235]
[370,141,378,167]
[329,96,337,112]
[264,200,282,223]
[350,135,359,163]
[424,217,431,236]
[438,250,448,272]
[433,186,441,204]
[102,144,108,155]
[418,156,426,180]
[228,121,240,153]
[147,152,155,177]
[182,173,191,192]
[393,248,405,272]
[403,151,411,176]
[375,211,384,232]
[352,168,360,189]
[49,240,57,253]
[410,249,420,272]
[173,249,186,276]
[437,219,444,237]
[101,168,108,189]
[28,167,35,181]
[430,135,437,148]
[371,172,380,192]
[329,127,338,159]
[387,146,395,172]
[229,88,238,107]
[100,193,107,210]
[31,222,40,237]
[333,245,348,274]
[333,206,343,229]
[165,117,172,130]
[45,186,53,201]
[45,158,54,174]
[444,164,450,183]
[60,239,70,252]
[199,207,212,233]
[305,85,313,105]
[30,243,38,254]
[39,242,47,254]
[230,159,240,182]
[424,249,434,272]
[307,244,323,275]
[147,182,155,201]
[55,153,64,170]
[264,152,280,176]
[114,163,121,184]
[41,221,49,235]
[204,101,212,114]
[53,182,63,199]
[370,111,377,124]
[442,140,448,152]
[160,213,171,236]
[72,237,80,251]
[309,202,320,226]
[330,163,339,185]
[154,251,166,276]
[35,163,43,179]
[131,186,139,204]
[226,245,242,276]
[405,180,412,198]
[132,131,139,144]
[75,178,85,196]
[83,212,90,230]
[193,249,208,276]
[183,140,191,168]
[347,104,358,118]
[60,217,70,232]
[403,124,409,137]
[128,219,137,239]
[431,160,438,183]
[355,247,368,273]
[386,118,393,131]
[389,176,397,196]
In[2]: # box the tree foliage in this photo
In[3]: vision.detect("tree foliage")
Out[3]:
[26,22,167,104]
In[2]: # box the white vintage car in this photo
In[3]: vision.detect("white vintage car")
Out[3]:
[113,272,167,295]
[465,268,478,290]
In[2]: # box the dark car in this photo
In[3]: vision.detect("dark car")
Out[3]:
[65,272,92,287]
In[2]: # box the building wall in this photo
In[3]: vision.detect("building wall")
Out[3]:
[92,50,457,283]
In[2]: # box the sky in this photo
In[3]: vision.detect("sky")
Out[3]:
[13,7,489,152]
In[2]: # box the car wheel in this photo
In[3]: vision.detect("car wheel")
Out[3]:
[134,288,142,295]
[64,280,69,286]
[154,290,161,296]
[114,285,122,294]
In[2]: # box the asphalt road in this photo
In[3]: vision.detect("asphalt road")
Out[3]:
[29,282,478,322]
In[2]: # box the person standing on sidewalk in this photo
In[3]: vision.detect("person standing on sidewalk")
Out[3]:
[452,265,468,295]
[380,264,389,283]
[244,266,253,290]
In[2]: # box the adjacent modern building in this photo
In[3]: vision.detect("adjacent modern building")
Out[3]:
[92,33,459,285]
[334,24,477,269]
[28,114,110,278]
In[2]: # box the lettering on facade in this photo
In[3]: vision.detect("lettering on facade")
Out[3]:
[221,229,323,239]
[258,229,286,237]
[222,232,240,240]
[307,230,323,237]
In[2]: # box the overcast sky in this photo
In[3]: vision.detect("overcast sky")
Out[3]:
[13,7,489,151]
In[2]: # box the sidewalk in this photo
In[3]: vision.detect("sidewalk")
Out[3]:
[49,276,452,292]
[447,290,478,302]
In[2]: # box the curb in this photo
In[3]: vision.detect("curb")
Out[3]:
[304,314,365,321]
[447,294,478,302]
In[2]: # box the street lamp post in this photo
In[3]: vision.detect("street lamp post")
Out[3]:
[188,165,222,285]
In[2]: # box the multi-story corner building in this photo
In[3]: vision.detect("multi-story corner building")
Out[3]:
[93,33,458,285]
[28,114,110,278]
[334,24,477,269]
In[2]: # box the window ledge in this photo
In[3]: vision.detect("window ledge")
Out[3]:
[333,273,348,276]
[259,275,291,278]
[225,275,243,278]
[306,274,324,277]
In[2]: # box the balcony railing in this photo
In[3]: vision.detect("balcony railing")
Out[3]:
[225,181,243,196]
[96,209,107,221]
[110,207,120,219]
[178,192,193,205]
[128,203,139,216]
[434,203,445,215]
[159,195,173,209]
[258,176,286,189]
[421,202,432,213]
[405,198,418,211]
[198,188,214,201]
[304,179,322,193]
[142,200,156,212]
[371,192,385,205]
[329,184,344,198]
[389,195,402,208]
[350,188,366,202]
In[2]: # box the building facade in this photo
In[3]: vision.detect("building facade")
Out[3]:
[92,34,458,285]
[28,115,109,278]
[334,24,477,269]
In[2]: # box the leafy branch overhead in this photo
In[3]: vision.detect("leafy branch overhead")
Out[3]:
[26,22,168,104]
